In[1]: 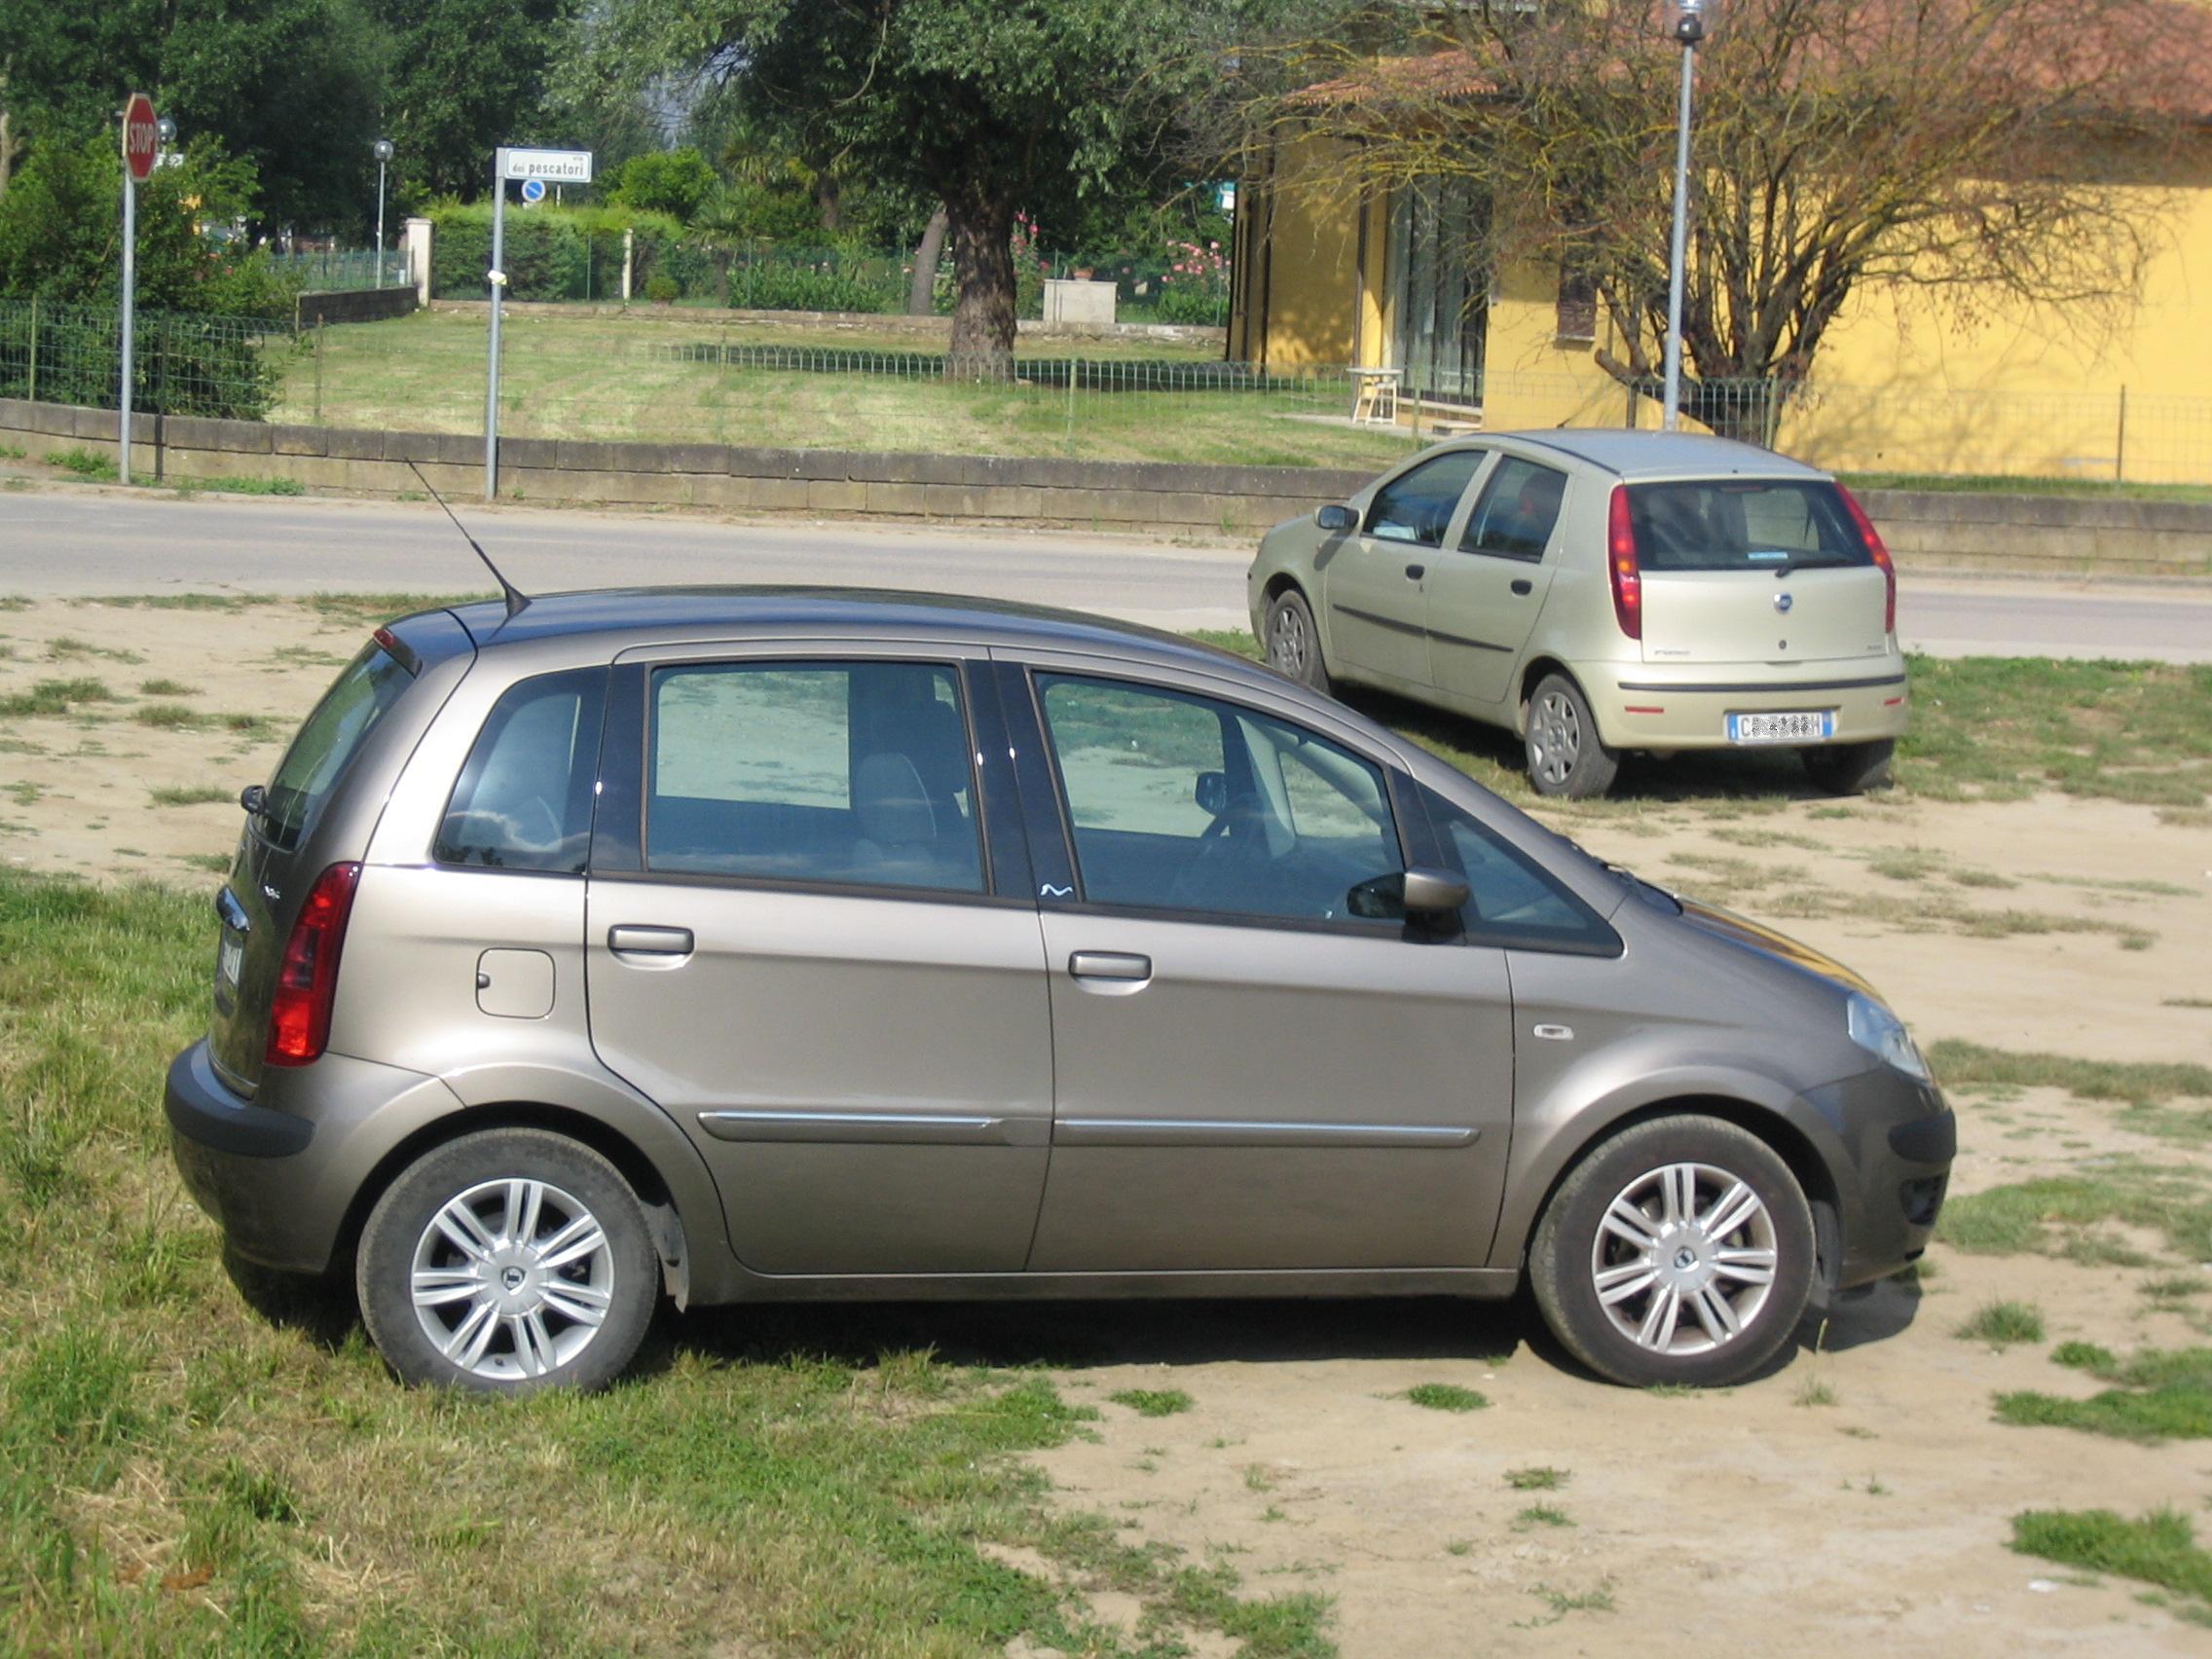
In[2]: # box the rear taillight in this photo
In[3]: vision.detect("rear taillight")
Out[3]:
[265,862,361,1067]
[1606,485,1641,641]
[1837,486,1897,635]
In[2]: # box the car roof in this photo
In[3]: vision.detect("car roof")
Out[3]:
[1489,429,1830,482]
[437,584,1264,677]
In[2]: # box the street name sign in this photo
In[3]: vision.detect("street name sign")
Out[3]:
[499,148,593,184]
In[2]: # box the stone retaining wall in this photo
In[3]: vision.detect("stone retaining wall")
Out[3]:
[1,396,2203,576]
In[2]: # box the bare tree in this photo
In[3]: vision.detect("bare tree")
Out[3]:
[1240,0,2210,437]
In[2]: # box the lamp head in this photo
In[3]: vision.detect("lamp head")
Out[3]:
[1673,0,1708,44]
[155,116,177,145]
[373,138,395,163]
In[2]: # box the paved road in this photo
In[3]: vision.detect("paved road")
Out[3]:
[2,486,2207,660]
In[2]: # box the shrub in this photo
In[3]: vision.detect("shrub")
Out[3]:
[643,273,681,304]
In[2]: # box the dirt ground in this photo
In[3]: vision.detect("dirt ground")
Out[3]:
[3,596,2210,1654]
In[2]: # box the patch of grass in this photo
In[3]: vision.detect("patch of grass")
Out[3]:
[46,635,144,664]
[201,474,306,496]
[1403,1382,1490,1414]
[1932,1043,2212,1144]
[1897,656,2212,808]
[1997,1345,2212,1443]
[1956,1300,2046,1348]
[1109,1387,1195,1419]
[137,678,201,696]
[1936,1162,2212,1262]
[48,446,118,480]
[0,676,117,717]
[177,852,234,873]
[1866,847,1946,882]
[2144,1273,2210,1302]
[131,702,207,730]
[148,785,234,807]
[1504,1466,1569,1492]
[1795,1376,1839,1408]
[2011,1508,2212,1616]
[1513,1504,1574,1530]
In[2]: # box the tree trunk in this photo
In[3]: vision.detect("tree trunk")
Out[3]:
[0,109,18,201]
[946,195,1016,378]
[907,205,948,316]
[814,169,841,234]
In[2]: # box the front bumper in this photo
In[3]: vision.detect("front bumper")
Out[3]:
[1802,1067,1955,1288]
[1590,664,1910,751]
[166,1038,459,1274]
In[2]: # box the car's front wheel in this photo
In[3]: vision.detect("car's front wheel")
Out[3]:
[356,1128,659,1393]
[1263,588,1331,695]
[1528,1115,1815,1387]
[1524,672,1619,798]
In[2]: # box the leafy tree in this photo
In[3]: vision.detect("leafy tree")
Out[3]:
[1247,0,2207,438]
[369,0,578,203]
[607,147,719,221]
[576,0,1273,373]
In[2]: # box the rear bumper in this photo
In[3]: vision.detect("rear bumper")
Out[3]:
[166,1038,460,1274]
[1590,664,1910,751]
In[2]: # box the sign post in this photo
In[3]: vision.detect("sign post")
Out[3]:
[484,145,591,500]
[119,92,159,485]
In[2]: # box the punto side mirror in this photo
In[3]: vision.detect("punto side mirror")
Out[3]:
[1194,769,1229,816]
[1346,866,1470,921]
[1314,503,1356,533]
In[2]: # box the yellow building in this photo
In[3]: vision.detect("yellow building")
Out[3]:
[1230,104,2212,484]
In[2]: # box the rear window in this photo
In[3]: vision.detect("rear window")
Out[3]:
[1626,480,1869,572]
[435,669,608,873]
[261,642,414,853]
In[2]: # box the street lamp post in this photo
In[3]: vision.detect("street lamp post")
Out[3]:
[373,138,395,288]
[1660,0,1707,432]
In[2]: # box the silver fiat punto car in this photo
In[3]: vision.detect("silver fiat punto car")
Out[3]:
[167,588,1952,1394]
[1249,430,1909,798]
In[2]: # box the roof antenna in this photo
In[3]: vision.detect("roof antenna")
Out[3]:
[405,460,528,619]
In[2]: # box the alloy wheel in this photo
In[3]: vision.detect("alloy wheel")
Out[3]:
[1268,604,1311,680]
[1588,1161,1779,1356]
[1530,689,1581,787]
[409,1177,614,1381]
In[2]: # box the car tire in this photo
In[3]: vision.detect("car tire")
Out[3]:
[1801,738,1895,795]
[1524,672,1619,798]
[1263,588,1331,695]
[1528,1114,1815,1388]
[356,1128,658,1394]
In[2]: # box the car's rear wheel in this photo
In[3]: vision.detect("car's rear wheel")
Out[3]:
[357,1128,658,1393]
[1801,738,1895,795]
[1528,1115,1815,1387]
[1263,588,1331,695]
[1524,672,1619,798]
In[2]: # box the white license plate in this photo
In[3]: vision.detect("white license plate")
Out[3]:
[1727,710,1834,744]
[218,937,243,990]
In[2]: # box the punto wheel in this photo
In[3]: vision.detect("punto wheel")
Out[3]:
[1524,672,1619,799]
[1529,1115,1814,1387]
[1264,589,1331,694]
[357,1129,657,1393]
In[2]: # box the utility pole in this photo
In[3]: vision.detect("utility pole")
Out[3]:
[1661,0,1709,432]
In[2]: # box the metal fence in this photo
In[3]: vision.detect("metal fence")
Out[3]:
[0,300,284,421]
[264,248,398,292]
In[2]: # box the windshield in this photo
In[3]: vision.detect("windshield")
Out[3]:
[262,641,414,853]
[1627,479,1870,573]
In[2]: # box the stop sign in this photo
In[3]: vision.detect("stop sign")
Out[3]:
[122,93,159,182]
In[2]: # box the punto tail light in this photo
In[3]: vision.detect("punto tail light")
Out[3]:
[1836,485,1898,635]
[265,863,361,1066]
[1606,485,1641,641]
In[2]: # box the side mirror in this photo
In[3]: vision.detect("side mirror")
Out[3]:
[239,784,267,820]
[1346,866,1470,921]
[1194,769,1229,816]
[1314,503,1356,533]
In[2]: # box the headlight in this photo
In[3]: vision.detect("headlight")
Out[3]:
[1847,991,1932,1083]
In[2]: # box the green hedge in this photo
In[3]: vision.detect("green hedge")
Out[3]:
[0,301,275,420]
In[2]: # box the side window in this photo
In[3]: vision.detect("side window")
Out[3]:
[1458,458,1567,561]
[435,668,607,873]
[1038,674,1402,924]
[1420,786,1619,953]
[645,660,982,894]
[1364,450,1484,548]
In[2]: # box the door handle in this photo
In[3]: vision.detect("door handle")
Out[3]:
[1069,950,1152,982]
[1403,563,1425,581]
[1510,577,1533,596]
[608,925,693,956]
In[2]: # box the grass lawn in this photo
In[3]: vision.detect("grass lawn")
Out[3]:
[1839,471,2212,503]
[272,310,1417,470]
